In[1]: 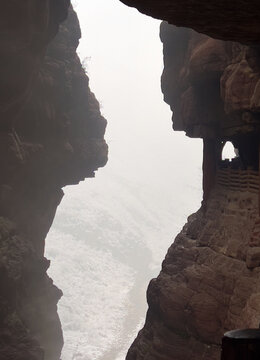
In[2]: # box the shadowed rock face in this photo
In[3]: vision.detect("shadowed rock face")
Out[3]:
[0,3,107,360]
[160,23,260,140]
[126,21,260,360]
[119,0,260,44]
[127,178,260,360]
[0,0,70,132]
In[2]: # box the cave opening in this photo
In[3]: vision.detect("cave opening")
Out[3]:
[220,135,260,171]
[221,141,237,161]
[45,0,203,359]
[233,134,260,171]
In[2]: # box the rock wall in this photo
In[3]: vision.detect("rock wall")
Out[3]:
[126,22,260,360]
[0,2,107,360]
[127,171,260,360]
[1,1,259,360]
[119,0,260,44]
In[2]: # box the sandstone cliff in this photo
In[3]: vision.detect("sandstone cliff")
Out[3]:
[0,3,107,360]
[126,22,260,360]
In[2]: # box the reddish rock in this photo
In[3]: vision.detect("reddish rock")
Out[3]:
[246,247,260,269]
[127,180,260,360]
[160,22,260,140]
[221,47,260,114]
[127,21,260,360]
[119,0,260,43]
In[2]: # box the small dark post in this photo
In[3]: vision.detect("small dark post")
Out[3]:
[258,140,260,216]
[221,329,260,360]
[202,138,217,206]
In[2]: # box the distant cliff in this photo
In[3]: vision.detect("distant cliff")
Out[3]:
[126,18,260,360]
[0,3,107,359]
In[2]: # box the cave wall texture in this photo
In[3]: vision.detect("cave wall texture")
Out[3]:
[0,2,107,359]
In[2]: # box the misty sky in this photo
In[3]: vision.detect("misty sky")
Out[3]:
[72,0,203,168]
[46,1,204,359]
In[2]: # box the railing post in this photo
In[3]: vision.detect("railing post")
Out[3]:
[221,329,260,359]
[258,140,260,216]
[202,138,217,206]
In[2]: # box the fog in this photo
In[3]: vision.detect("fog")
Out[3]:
[45,1,202,359]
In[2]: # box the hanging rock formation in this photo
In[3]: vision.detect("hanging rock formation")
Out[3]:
[126,18,260,360]
[0,2,107,360]
[119,0,260,44]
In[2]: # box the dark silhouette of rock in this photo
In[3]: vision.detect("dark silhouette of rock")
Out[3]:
[0,3,107,359]
[221,329,260,359]
[126,21,260,360]
[119,0,260,44]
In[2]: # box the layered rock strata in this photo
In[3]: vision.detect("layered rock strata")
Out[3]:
[127,23,260,360]
[0,3,107,360]
[119,0,260,44]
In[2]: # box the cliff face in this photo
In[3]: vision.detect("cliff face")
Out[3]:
[119,0,260,44]
[2,1,260,359]
[0,3,107,360]
[126,21,260,360]
[160,24,260,140]
[127,180,260,360]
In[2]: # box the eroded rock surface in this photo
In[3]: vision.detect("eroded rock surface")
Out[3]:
[128,171,260,360]
[0,3,107,360]
[119,0,260,44]
[160,23,260,140]
[127,24,260,360]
